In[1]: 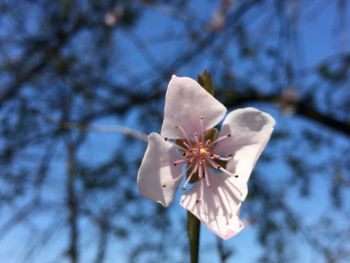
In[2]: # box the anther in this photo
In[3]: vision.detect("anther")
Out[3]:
[199,115,204,120]
[196,199,200,204]
[164,137,168,141]
[173,159,186,166]
[235,174,239,178]
[217,165,221,169]
[227,133,231,137]
[162,184,167,188]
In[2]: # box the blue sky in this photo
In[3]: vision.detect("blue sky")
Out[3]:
[1,1,350,262]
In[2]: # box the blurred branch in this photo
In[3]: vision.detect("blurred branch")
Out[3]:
[41,114,148,142]
[66,142,79,263]
[0,198,39,240]
[253,178,346,262]
[221,90,350,137]
[0,16,87,106]
[216,237,232,263]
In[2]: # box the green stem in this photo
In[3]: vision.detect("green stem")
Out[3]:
[187,211,201,263]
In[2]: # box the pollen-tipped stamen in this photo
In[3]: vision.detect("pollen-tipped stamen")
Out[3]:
[194,132,200,144]
[183,140,193,149]
[203,164,211,188]
[205,156,221,170]
[199,116,205,141]
[173,164,192,182]
[198,163,203,179]
[210,133,231,146]
[182,162,199,190]
[175,124,192,143]
[212,153,233,161]
[166,139,188,151]
[218,166,239,178]
[173,159,186,166]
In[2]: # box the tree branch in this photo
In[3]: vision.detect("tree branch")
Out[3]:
[66,142,79,263]
[221,90,350,138]
[41,113,148,142]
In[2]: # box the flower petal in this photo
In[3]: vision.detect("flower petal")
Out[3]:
[215,107,275,182]
[137,132,183,207]
[180,172,246,239]
[161,75,227,138]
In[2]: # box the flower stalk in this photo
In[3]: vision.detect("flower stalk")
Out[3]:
[187,211,200,263]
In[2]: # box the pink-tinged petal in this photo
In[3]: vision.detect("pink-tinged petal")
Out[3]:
[137,132,183,207]
[180,172,246,239]
[215,107,275,182]
[161,75,227,138]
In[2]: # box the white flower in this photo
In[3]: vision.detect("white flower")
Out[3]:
[137,75,275,239]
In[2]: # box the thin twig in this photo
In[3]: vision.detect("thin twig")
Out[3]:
[66,142,79,263]
[41,114,148,142]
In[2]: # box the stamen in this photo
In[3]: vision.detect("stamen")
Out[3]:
[218,166,239,178]
[175,124,191,143]
[212,153,233,161]
[205,139,211,147]
[198,163,203,179]
[199,116,205,140]
[173,159,186,166]
[166,140,187,151]
[210,133,231,146]
[182,162,199,190]
[173,165,192,182]
[194,132,200,144]
[173,173,184,182]
[183,141,193,149]
[203,165,211,188]
[205,157,221,170]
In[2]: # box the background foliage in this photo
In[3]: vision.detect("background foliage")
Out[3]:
[1,0,350,262]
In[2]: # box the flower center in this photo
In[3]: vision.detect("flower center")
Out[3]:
[199,148,207,155]
[165,116,239,202]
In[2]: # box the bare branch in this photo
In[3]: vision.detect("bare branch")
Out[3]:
[42,114,148,142]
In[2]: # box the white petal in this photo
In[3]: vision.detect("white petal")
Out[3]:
[215,107,275,182]
[137,132,183,207]
[161,75,227,138]
[180,172,246,239]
